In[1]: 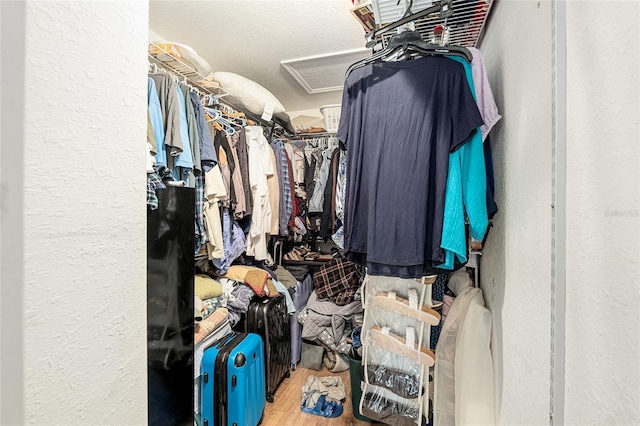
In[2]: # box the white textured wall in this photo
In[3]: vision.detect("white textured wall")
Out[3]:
[1,1,27,423]
[565,2,640,424]
[479,1,553,424]
[21,1,149,424]
[149,27,167,43]
[287,108,324,119]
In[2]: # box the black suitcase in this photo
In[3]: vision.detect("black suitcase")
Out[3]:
[241,294,291,403]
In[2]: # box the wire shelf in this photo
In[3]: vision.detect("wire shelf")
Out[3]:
[147,42,292,134]
[147,42,227,98]
[376,0,494,48]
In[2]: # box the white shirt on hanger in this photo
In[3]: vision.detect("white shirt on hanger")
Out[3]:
[203,164,227,260]
[244,126,273,260]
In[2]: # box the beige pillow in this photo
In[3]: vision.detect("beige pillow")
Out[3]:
[194,275,222,300]
[223,265,263,282]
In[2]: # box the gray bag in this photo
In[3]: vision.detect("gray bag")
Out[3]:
[290,275,314,369]
[301,340,324,371]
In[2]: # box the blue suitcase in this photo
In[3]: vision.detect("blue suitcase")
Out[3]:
[201,332,266,426]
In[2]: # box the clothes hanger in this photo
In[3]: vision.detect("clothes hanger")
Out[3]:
[204,107,229,134]
[218,117,236,136]
[200,94,209,105]
[215,117,236,135]
[207,110,236,135]
[369,325,435,367]
[220,111,246,127]
[225,111,245,118]
[218,103,234,115]
[373,291,441,325]
[390,29,472,61]
[203,107,227,133]
[220,120,236,136]
[346,29,472,77]
[346,0,472,77]
[203,106,222,120]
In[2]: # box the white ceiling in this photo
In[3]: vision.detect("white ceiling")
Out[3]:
[149,0,369,113]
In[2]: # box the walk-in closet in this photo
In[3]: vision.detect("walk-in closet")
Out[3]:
[1,1,638,426]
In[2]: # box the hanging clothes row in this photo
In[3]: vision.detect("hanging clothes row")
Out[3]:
[147,64,250,270]
[339,32,501,279]
[146,63,342,276]
[271,134,348,255]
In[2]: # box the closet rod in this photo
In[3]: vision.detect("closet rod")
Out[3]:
[296,132,336,138]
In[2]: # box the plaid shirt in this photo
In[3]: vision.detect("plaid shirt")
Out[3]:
[146,172,166,210]
[276,140,293,224]
[313,258,364,306]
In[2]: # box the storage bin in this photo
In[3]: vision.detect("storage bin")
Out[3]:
[300,340,324,370]
[320,104,341,134]
[347,350,376,422]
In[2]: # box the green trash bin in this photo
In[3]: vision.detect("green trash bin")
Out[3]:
[347,351,376,422]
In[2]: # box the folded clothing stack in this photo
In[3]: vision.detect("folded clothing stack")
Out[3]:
[300,375,345,418]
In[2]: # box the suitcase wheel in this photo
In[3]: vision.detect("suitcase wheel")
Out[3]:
[266,392,274,403]
[285,370,290,379]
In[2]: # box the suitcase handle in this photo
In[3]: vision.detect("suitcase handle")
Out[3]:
[215,332,247,355]
[216,332,238,349]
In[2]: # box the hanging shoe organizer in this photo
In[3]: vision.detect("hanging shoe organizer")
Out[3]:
[359,275,440,425]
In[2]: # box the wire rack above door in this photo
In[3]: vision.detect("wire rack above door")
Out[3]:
[370,0,494,49]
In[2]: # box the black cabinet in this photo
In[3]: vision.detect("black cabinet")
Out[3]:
[147,187,194,426]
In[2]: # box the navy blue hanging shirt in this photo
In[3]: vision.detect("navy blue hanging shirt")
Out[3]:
[338,56,483,278]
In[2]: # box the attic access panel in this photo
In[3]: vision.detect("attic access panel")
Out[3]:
[281,48,370,95]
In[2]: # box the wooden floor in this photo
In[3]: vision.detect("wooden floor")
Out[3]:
[262,366,375,426]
